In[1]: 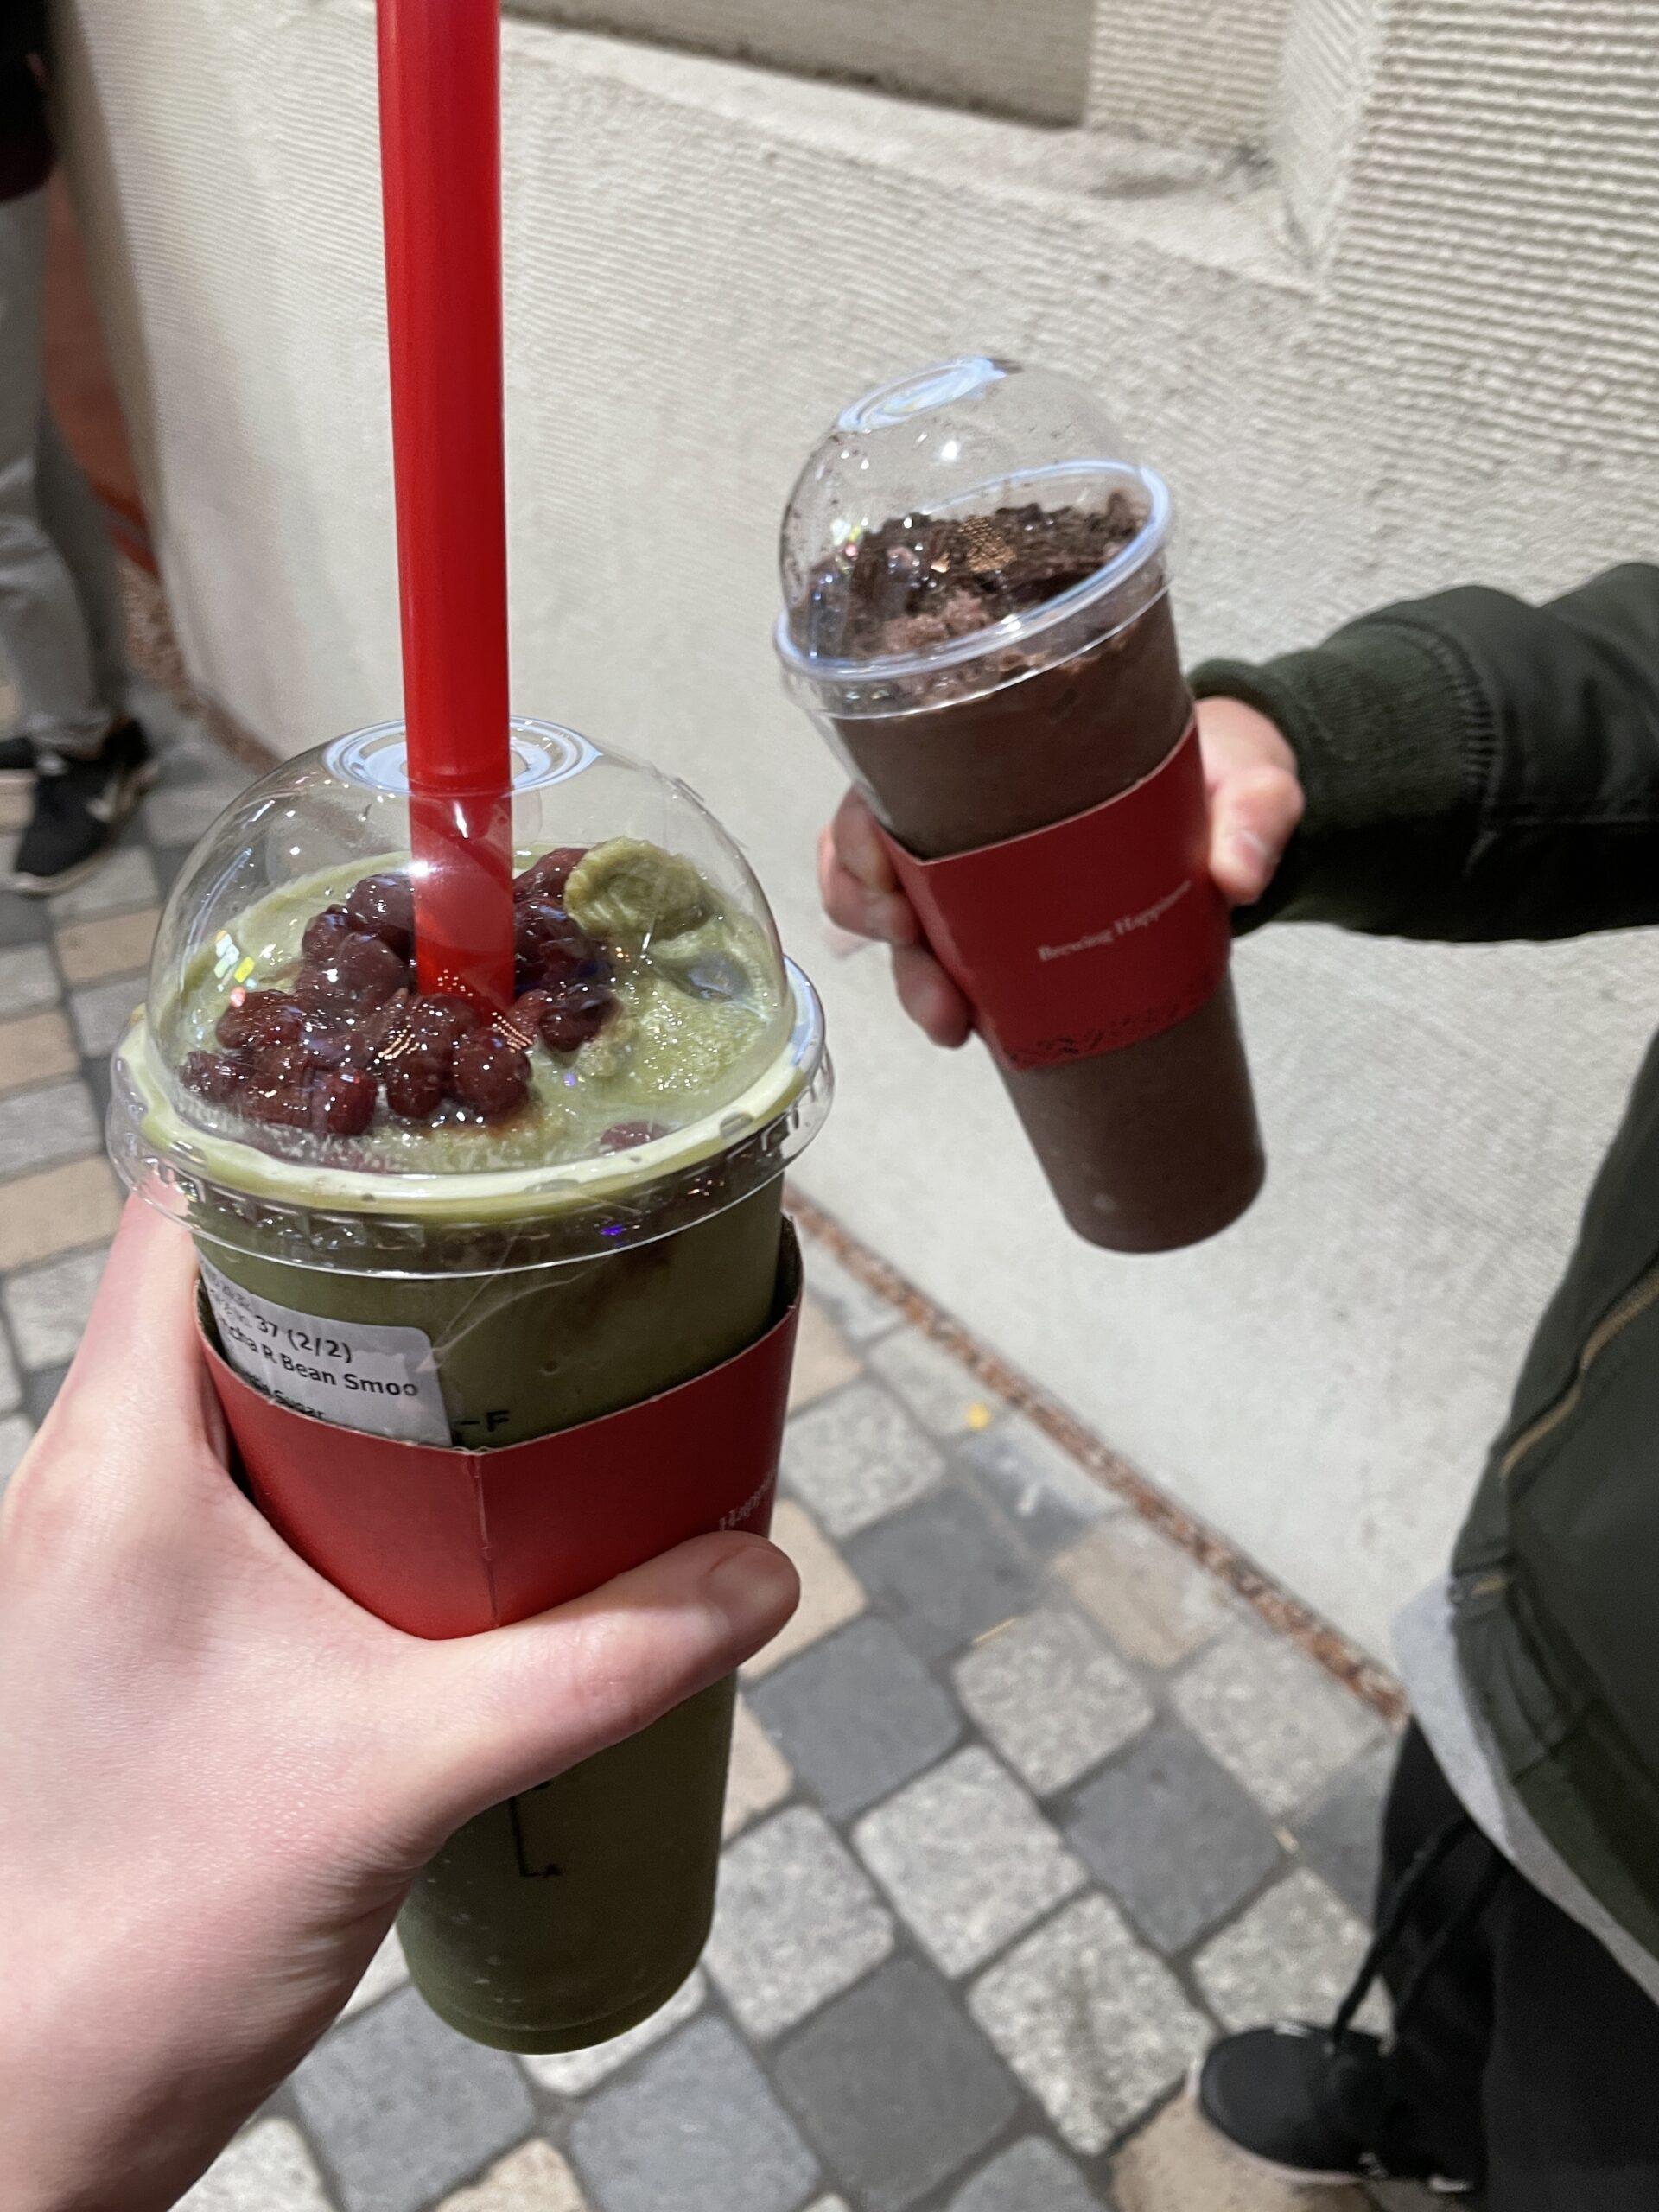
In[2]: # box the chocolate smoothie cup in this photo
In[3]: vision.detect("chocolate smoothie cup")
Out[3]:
[110,718,831,2051]
[777,357,1262,1251]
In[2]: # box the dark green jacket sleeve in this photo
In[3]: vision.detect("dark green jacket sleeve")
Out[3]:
[1192,563,1659,941]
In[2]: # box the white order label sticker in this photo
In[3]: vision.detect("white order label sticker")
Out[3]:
[200,1260,450,1445]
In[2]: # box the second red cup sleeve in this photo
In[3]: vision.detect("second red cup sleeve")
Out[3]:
[879,720,1230,1071]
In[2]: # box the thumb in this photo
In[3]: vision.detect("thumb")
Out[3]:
[383,1533,798,1843]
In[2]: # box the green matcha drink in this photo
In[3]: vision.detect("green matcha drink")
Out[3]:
[111,720,831,2051]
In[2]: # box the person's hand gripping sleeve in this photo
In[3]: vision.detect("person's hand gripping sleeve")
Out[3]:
[817,696,1304,1044]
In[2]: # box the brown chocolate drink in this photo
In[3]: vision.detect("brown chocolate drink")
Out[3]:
[801,499,1179,853]
[779,359,1262,1251]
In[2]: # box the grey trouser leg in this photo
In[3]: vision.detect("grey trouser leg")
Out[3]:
[0,185,128,757]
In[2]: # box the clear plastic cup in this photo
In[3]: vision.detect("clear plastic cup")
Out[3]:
[776,354,1262,1251]
[110,717,831,2050]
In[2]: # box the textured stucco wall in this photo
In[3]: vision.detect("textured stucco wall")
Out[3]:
[55,0,1659,1656]
[1087,0,1298,150]
[1315,1,1659,463]
[1274,0,1383,256]
[513,0,1093,125]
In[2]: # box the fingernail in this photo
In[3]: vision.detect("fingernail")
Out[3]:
[703,1541,798,1637]
[1231,830,1270,865]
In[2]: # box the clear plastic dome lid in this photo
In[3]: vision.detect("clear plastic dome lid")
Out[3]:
[111,719,830,1264]
[775,355,1171,714]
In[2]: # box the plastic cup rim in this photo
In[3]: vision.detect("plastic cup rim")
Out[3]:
[112,961,829,1262]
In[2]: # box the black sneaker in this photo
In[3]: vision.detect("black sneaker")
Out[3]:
[0,732,35,783]
[1194,2023,1478,2195]
[10,720,157,894]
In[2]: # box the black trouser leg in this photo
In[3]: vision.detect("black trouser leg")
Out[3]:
[1376,1724,1659,2209]
[1373,1724,1496,2189]
[1480,1855,1659,2209]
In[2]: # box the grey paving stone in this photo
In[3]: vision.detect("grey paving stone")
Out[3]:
[1293,1740,1397,1920]
[775,1957,1019,2212]
[867,1326,996,1437]
[1193,1868,1380,2034]
[571,2016,818,2212]
[48,841,159,921]
[293,1986,534,2212]
[0,887,48,945]
[948,2137,1103,2211]
[143,773,245,846]
[723,1694,794,1839]
[437,2141,589,2210]
[176,2118,333,2210]
[846,1482,1041,1662]
[742,1497,866,1682]
[854,1746,1084,1975]
[708,1805,894,2039]
[954,1607,1152,1796]
[749,1617,960,1821]
[789,1294,863,1412]
[783,1381,946,1537]
[1063,1719,1285,1954]
[0,943,58,1019]
[0,1076,99,1177]
[82,1050,113,1124]
[1172,1629,1384,1818]
[69,972,145,1056]
[969,1892,1211,2156]
[154,724,236,782]
[0,1412,31,1491]
[149,839,198,897]
[21,1361,67,1424]
[521,1969,704,2097]
[960,1417,1117,1555]
[801,1240,900,1344]
[341,1926,409,2018]
[1055,1516,1236,1669]
[3,1245,106,1369]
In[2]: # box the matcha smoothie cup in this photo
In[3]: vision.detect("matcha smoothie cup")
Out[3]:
[109,717,831,2051]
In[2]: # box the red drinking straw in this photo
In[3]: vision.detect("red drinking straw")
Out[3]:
[377,0,516,1009]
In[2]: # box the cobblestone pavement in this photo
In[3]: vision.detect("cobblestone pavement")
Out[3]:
[0,702,1433,2212]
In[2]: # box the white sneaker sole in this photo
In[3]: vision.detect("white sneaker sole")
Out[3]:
[8,757,161,897]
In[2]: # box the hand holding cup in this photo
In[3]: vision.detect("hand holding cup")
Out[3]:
[819,696,1305,1047]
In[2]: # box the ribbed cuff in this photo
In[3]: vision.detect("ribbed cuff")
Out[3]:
[1192,617,1480,840]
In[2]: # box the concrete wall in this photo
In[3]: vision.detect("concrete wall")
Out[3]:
[55,0,1659,1657]
[514,0,1094,126]
[1087,0,1298,151]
